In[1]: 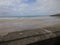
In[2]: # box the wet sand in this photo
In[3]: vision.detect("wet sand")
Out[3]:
[0,16,60,36]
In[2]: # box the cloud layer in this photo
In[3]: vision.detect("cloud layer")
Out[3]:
[0,0,60,16]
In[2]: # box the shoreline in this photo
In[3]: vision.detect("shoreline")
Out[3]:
[0,22,60,45]
[0,16,60,45]
[0,16,60,36]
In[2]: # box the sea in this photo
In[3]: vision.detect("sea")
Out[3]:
[0,15,60,35]
[0,15,52,20]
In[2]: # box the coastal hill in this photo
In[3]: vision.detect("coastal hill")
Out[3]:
[50,14,60,16]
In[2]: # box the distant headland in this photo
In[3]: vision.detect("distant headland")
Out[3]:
[50,14,60,16]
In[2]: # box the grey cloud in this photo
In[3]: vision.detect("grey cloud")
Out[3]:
[0,0,60,16]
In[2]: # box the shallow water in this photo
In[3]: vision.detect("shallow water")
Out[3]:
[0,16,60,35]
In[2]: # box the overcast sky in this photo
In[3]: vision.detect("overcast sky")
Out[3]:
[0,0,60,16]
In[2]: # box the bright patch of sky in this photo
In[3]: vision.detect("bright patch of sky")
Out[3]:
[0,0,60,16]
[22,0,36,4]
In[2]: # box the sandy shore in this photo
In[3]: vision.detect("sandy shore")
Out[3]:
[0,16,60,36]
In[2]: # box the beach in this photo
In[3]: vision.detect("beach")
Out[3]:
[0,16,60,36]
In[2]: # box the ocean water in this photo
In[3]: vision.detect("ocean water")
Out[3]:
[0,15,50,19]
[0,15,60,35]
